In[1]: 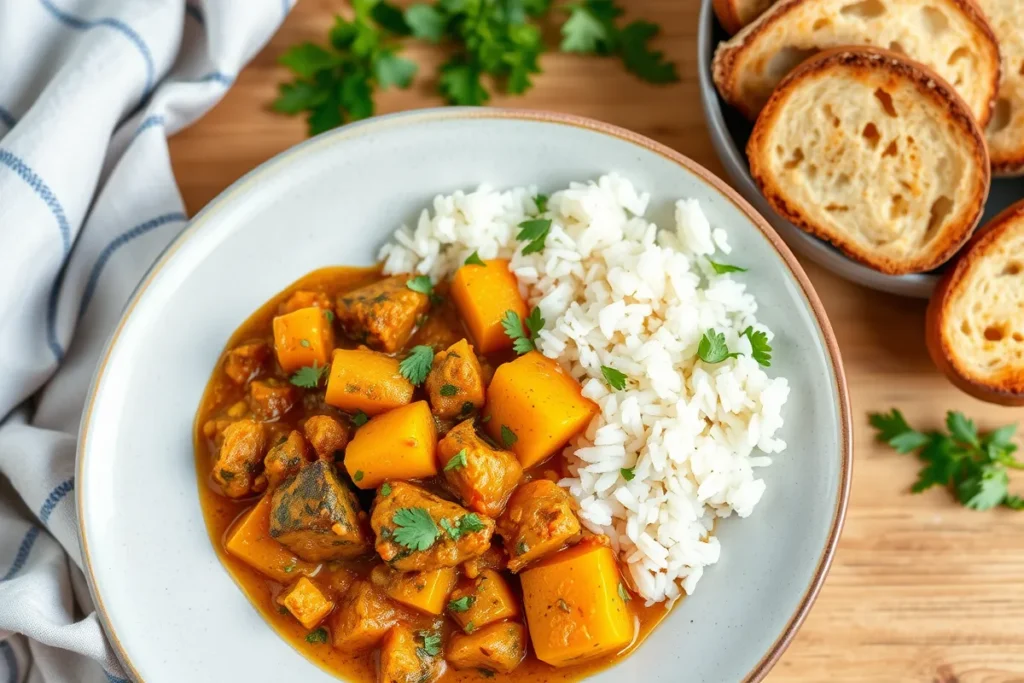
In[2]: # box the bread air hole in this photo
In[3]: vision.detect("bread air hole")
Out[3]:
[874,89,898,117]
[948,47,969,66]
[862,122,881,148]
[783,147,805,169]
[812,18,830,30]
[1014,333,1024,343]
[989,99,1012,134]
[889,194,908,219]
[888,41,905,55]
[921,6,949,35]
[926,196,953,236]
[882,139,899,157]
[1001,262,1022,276]
[825,204,850,212]
[985,325,1006,342]
[840,0,886,19]
[961,322,971,336]
[823,104,840,127]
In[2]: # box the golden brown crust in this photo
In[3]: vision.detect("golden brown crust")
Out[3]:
[926,199,1024,405]
[713,0,745,34]
[747,47,991,275]
[712,0,1001,126]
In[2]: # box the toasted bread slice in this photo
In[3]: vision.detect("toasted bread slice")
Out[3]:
[975,0,1024,176]
[927,200,1024,405]
[712,0,1001,126]
[747,48,990,275]
[713,0,777,34]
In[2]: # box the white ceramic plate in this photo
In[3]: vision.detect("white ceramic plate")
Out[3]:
[78,108,852,682]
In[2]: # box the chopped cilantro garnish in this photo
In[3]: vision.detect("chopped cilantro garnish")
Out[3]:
[601,365,628,390]
[290,361,330,389]
[391,507,439,551]
[305,627,328,643]
[517,218,551,255]
[448,595,475,612]
[501,425,518,448]
[620,467,635,481]
[464,251,486,267]
[440,383,459,397]
[380,482,392,497]
[444,449,468,472]
[351,410,369,427]
[399,345,434,386]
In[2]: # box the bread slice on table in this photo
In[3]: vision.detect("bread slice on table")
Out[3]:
[747,48,990,275]
[713,0,777,34]
[927,200,1024,405]
[712,0,1001,126]
[974,0,1024,176]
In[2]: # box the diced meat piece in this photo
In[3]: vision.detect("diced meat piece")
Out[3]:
[269,461,371,561]
[249,379,299,421]
[370,564,457,615]
[277,577,334,629]
[370,482,494,572]
[425,339,486,419]
[497,480,581,572]
[438,419,522,517]
[264,431,311,489]
[212,419,268,497]
[447,569,520,632]
[335,275,430,353]
[329,581,397,652]
[280,290,332,314]
[462,545,508,579]
[223,340,270,385]
[303,414,351,461]
[409,293,463,351]
[379,625,441,683]
[445,622,526,674]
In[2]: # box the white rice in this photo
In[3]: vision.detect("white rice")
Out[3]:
[379,174,790,606]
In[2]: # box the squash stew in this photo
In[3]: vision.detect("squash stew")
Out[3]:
[194,265,671,682]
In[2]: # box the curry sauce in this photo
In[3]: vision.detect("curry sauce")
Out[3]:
[193,266,672,682]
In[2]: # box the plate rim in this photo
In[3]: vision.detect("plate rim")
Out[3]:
[76,106,854,682]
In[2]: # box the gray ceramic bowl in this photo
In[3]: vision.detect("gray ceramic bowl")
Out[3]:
[697,0,1024,298]
[78,109,852,682]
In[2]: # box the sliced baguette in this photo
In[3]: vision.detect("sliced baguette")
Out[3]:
[712,0,1001,126]
[747,48,990,275]
[713,0,777,34]
[975,0,1024,176]
[927,200,1024,405]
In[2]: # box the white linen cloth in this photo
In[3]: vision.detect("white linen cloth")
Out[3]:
[0,1,292,680]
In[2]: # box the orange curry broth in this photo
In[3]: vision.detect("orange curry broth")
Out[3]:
[193,266,672,682]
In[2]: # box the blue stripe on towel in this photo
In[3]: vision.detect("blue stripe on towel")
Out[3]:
[39,478,75,524]
[0,640,17,683]
[1,528,41,582]
[38,0,155,94]
[78,212,187,320]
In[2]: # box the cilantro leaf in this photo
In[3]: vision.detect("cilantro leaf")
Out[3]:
[619,20,678,83]
[272,81,328,114]
[617,582,631,601]
[440,383,459,397]
[501,425,518,448]
[517,218,551,255]
[869,409,917,443]
[380,482,392,497]
[947,411,980,449]
[351,410,369,427]
[444,449,468,471]
[457,513,486,534]
[391,507,440,551]
[707,258,748,275]
[534,194,549,213]
[525,307,544,336]
[448,596,475,612]
[399,345,434,386]
[417,630,442,657]
[374,51,417,88]
[501,309,535,354]
[354,470,364,482]
[405,3,446,42]
[958,467,1009,511]
[406,275,434,296]
[561,4,612,53]
[290,361,330,389]
[741,326,773,367]
[370,1,411,35]
[278,43,340,79]
[439,60,489,105]
[464,251,486,267]
[620,467,635,481]
[601,365,628,390]
[305,627,329,644]
[697,329,737,364]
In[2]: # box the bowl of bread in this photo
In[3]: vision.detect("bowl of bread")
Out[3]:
[698,0,1024,404]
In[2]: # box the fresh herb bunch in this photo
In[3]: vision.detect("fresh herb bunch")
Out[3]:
[870,409,1024,511]
[274,0,679,134]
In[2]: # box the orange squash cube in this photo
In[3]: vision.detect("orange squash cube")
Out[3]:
[373,565,457,615]
[277,577,334,629]
[520,540,633,667]
[272,307,335,374]
[224,496,317,583]
[484,352,597,468]
[447,569,521,632]
[324,348,414,416]
[450,259,527,354]
[343,401,437,488]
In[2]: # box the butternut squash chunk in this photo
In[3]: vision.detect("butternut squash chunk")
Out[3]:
[277,577,333,629]
[445,621,527,673]
[450,259,527,354]
[520,539,633,667]
[447,569,520,633]
[344,401,437,489]
[437,419,522,517]
[330,581,397,652]
[224,496,317,583]
[484,351,597,468]
[324,348,414,415]
[424,339,486,419]
[272,306,335,374]
[379,625,441,683]
[371,564,457,615]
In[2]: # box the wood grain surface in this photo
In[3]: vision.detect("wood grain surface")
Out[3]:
[168,1,1024,681]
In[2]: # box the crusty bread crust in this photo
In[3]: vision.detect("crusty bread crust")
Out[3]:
[974,0,1024,176]
[713,0,777,35]
[747,48,990,274]
[711,0,1001,126]
[927,200,1024,405]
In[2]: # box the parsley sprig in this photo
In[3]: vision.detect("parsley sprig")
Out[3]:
[399,345,435,386]
[391,507,440,550]
[501,307,545,354]
[290,361,330,389]
[697,327,772,367]
[870,409,1024,511]
[517,218,551,255]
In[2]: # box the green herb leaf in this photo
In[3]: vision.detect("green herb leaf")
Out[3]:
[351,410,369,427]
[374,51,417,89]
[380,482,392,497]
[406,275,434,296]
[525,307,545,336]
[556,598,570,612]
[305,627,329,643]
[617,582,631,602]
[439,60,489,105]
[516,540,528,555]
[440,383,459,397]
[697,329,736,364]
[501,309,534,354]
[219,468,235,481]
[354,470,364,482]
[707,258,748,275]
[466,621,476,634]
[283,561,296,573]
[464,251,486,267]
[741,326,773,367]
[448,596,476,613]
[869,409,918,444]
[517,218,551,255]
[478,669,494,678]
[272,81,329,114]
[417,629,443,658]
[534,194,549,213]
[278,42,340,79]
[947,411,980,449]
[445,449,468,472]
[290,361,330,389]
[601,365,628,390]
[457,513,486,534]
[299,338,311,348]
[391,507,440,551]
[561,0,619,54]
[371,1,411,35]
[620,467,635,481]
[399,345,435,386]
[501,425,518,448]
[324,309,335,323]
[405,3,446,42]
[619,20,678,83]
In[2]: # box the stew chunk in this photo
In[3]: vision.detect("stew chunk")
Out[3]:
[450,259,528,354]
[269,460,371,561]
[212,419,268,498]
[330,581,397,652]
[371,482,494,571]
[371,564,457,615]
[497,479,582,572]
[335,275,430,353]
[445,621,527,674]
[447,569,520,632]
[425,339,486,419]
[223,340,269,385]
[302,414,350,461]
[272,306,335,374]
[225,496,316,582]
[249,379,299,421]
[438,419,522,517]
[379,625,441,683]
[263,431,311,489]
[344,401,437,489]
[277,576,333,629]
[324,348,414,416]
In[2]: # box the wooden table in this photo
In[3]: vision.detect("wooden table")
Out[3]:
[168,1,1024,680]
